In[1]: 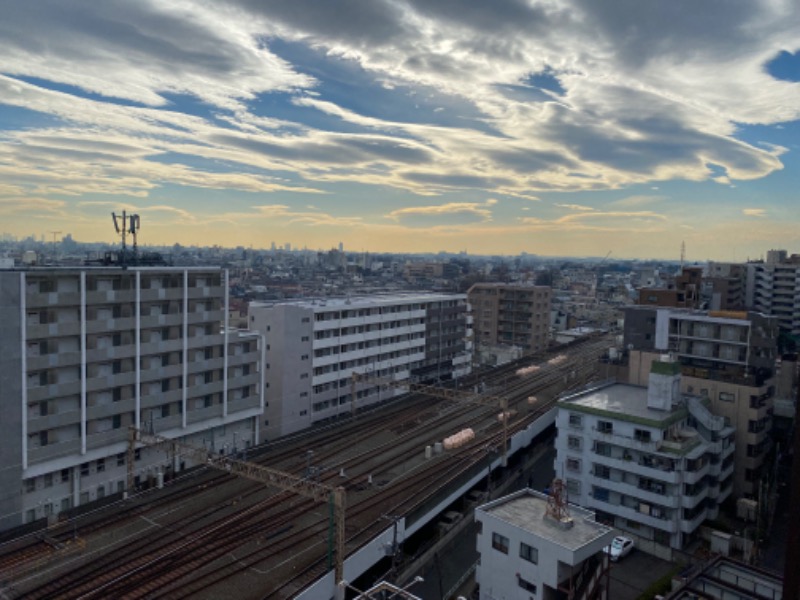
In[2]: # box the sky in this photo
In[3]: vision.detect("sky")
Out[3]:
[0,1,799,260]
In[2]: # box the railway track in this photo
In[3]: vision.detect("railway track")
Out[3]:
[1,334,611,599]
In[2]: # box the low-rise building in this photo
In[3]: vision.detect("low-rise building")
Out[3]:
[554,358,735,554]
[665,556,783,600]
[475,487,616,600]
[248,293,471,439]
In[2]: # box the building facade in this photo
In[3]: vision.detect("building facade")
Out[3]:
[467,283,551,356]
[554,360,735,553]
[475,488,615,600]
[624,306,777,498]
[745,251,800,338]
[248,293,471,439]
[0,267,263,531]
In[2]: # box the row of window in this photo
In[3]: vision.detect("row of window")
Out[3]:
[491,532,538,565]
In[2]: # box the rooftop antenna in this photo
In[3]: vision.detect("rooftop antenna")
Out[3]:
[111,211,141,258]
[112,211,127,251]
[545,478,571,526]
[48,231,61,264]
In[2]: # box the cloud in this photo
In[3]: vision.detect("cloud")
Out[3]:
[387,200,496,226]
[555,203,594,211]
[0,0,797,254]
[742,208,767,217]
[518,210,668,232]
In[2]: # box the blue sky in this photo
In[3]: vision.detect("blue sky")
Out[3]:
[0,0,799,259]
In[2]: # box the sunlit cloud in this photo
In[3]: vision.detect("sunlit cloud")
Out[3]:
[742,208,767,217]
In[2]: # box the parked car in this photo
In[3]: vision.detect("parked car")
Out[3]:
[604,536,634,561]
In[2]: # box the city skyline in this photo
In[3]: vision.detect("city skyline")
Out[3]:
[0,1,799,260]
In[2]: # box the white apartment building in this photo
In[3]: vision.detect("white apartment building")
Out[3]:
[554,359,735,553]
[746,251,800,337]
[248,293,471,439]
[0,267,263,531]
[476,488,615,600]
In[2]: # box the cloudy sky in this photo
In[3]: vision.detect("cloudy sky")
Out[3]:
[1,0,799,259]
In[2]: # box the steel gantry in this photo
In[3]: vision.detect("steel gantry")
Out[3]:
[126,427,347,586]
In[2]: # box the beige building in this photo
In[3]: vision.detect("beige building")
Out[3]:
[624,307,778,499]
[467,283,551,358]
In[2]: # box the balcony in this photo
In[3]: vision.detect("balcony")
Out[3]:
[591,453,682,484]
[589,474,679,508]
[683,462,710,485]
[591,499,678,533]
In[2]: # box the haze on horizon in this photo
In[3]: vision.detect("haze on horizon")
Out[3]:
[0,0,799,261]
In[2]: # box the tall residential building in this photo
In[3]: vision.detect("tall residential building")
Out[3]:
[705,262,746,311]
[624,306,778,498]
[554,359,734,553]
[248,293,471,439]
[0,267,263,531]
[475,489,615,600]
[467,283,551,355]
[745,250,800,337]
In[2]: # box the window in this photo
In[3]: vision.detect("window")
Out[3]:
[566,458,581,472]
[97,458,105,472]
[301,336,310,342]
[566,479,581,495]
[518,576,537,594]
[161,404,170,418]
[719,391,735,403]
[597,420,613,434]
[39,430,49,447]
[594,442,612,457]
[25,478,36,493]
[491,532,509,554]
[117,453,125,467]
[567,435,582,450]
[519,542,538,564]
[634,429,651,442]
[113,414,122,429]
[61,468,70,483]
[594,464,611,479]
[113,387,122,402]
[80,463,90,476]
[568,413,582,428]
[593,487,610,502]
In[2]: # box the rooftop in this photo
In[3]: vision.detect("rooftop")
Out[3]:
[478,489,612,552]
[251,292,463,310]
[559,382,687,428]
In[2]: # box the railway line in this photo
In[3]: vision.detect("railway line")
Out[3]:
[0,334,611,599]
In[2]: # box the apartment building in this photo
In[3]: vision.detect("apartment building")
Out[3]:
[475,488,615,600]
[248,293,471,439]
[467,283,551,357]
[745,250,800,337]
[554,359,735,553]
[637,266,703,309]
[0,267,263,531]
[624,306,778,498]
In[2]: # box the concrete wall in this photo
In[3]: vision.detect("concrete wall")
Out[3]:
[0,272,24,529]
[249,304,313,440]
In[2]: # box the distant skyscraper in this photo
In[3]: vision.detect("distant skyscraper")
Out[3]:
[338,242,343,252]
[284,243,291,252]
[270,242,276,251]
